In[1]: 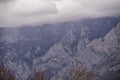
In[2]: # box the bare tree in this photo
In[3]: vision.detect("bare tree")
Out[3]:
[0,66,15,80]
[29,70,50,80]
[69,67,95,80]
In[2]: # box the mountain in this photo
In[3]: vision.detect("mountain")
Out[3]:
[0,17,120,80]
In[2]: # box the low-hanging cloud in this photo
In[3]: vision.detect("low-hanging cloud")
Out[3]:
[0,0,120,27]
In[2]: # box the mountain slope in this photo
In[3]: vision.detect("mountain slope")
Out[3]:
[0,17,120,80]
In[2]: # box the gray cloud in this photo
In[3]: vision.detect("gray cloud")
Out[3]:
[0,0,10,3]
[0,0,13,5]
[0,0,120,27]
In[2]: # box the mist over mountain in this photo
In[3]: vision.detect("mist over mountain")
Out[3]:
[0,0,120,26]
[0,17,120,80]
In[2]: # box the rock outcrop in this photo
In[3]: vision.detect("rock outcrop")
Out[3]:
[0,18,120,80]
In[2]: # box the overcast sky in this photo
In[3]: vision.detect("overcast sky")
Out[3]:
[0,0,120,27]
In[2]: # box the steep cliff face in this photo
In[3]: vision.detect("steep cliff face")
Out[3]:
[0,18,120,80]
[98,23,120,80]
[33,22,120,80]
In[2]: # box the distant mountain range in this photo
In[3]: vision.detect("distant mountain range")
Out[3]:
[0,17,120,80]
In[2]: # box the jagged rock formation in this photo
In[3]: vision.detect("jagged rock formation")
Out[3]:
[34,22,120,80]
[0,18,120,80]
[32,21,120,80]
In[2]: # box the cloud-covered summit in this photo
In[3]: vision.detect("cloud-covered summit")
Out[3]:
[0,0,120,27]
